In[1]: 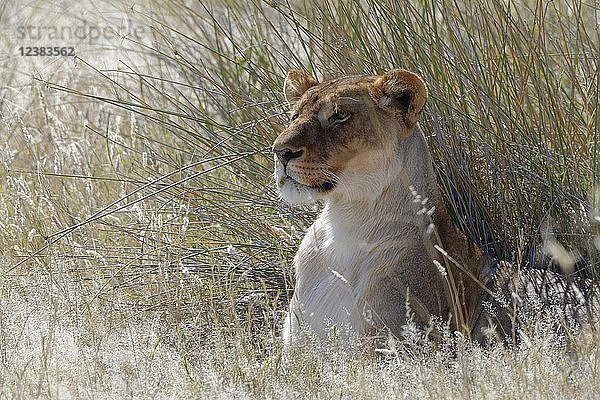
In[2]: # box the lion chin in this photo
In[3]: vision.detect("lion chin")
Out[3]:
[276,176,319,205]
[274,156,335,205]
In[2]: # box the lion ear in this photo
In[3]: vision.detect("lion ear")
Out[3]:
[284,69,318,107]
[372,69,428,127]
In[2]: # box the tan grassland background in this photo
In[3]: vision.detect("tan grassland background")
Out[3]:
[0,0,599,398]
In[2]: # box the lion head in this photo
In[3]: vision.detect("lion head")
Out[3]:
[272,69,428,204]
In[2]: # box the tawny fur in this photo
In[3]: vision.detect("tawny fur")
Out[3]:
[273,69,599,346]
[274,69,485,345]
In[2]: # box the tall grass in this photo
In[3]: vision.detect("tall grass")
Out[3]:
[1,0,599,397]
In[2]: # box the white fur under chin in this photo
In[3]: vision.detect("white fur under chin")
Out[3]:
[274,159,324,205]
[277,178,320,205]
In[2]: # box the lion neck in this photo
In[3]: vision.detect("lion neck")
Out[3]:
[325,125,441,235]
[322,124,485,333]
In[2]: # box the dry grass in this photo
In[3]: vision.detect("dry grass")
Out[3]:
[0,0,599,398]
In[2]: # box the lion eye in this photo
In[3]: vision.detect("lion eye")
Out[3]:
[290,112,299,123]
[328,112,351,125]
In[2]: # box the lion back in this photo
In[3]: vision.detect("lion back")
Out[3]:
[472,260,599,344]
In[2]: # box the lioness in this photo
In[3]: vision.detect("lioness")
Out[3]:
[273,68,597,346]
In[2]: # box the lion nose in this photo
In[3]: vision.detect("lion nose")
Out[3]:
[274,148,304,166]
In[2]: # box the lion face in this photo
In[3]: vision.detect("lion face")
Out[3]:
[273,69,428,204]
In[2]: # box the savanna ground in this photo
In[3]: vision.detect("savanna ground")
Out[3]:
[0,0,599,398]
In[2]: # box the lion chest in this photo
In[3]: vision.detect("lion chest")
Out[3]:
[290,217,379,338]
